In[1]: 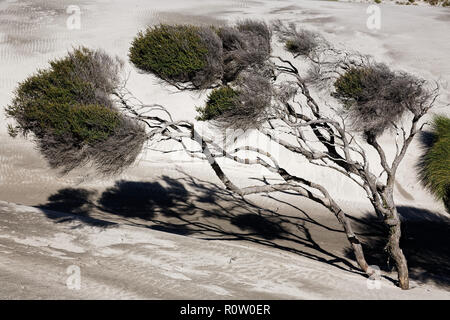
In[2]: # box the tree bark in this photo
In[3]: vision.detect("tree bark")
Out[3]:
[381,189,409,289]
[329,202,371,275]
[386,217,409,289]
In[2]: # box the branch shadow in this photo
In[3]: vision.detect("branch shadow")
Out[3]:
[36,167,450,289]
[344,206,450,289]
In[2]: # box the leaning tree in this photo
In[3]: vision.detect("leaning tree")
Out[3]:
[6,20,441,289]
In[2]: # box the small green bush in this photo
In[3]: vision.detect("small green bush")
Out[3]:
[332,64,429,137]
[273,22,321,58]
[285,39,301,53]
[129,24,223,88]
[419,115,450,212]
[424,0,450,5]
[196,86,238,121]
[197,72,272,129]
[333,67,370,108]
[285,36,316,56]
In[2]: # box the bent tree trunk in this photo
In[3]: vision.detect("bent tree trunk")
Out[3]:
[381,188,409,289]
[193,128,373,277]
[386,216,409,289]
[328,200,371,274]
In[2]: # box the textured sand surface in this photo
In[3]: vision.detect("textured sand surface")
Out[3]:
[1,200,449,299]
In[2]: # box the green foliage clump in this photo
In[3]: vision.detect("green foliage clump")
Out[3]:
[419,115,450,212]
[333,67,370,108]
[5,47,146,175]
[273,22,320,59]
[422,0,450,5]
[129,24,222,88]
[285,39,301,53]
[6,48,121,144]
[332,63,429,137]
[129,25,207,79]
[197,72,272,129]
[41,103,120,143]
[129,21,271,87]
[285,31,319,57]
[196,86,238,121]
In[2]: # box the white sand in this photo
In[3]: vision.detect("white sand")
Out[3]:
[1,200,449,299]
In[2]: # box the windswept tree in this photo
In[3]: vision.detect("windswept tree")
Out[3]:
[5,20,442,290]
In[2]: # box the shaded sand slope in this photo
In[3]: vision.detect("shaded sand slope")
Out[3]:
[1,200,449,299]
[32,169,450,291]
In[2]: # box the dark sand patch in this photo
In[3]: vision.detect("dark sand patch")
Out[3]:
[269,5,302,14]
[142,11,227,27]
[301,16,337,24]
[434,13,450,22]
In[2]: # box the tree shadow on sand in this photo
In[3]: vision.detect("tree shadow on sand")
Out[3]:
[38,188,115,227]
[344,206,450,289]
[37,173,450,287]
[37,174,366,276]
